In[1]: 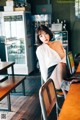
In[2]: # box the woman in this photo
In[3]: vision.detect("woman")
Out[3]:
[36,25,66,89]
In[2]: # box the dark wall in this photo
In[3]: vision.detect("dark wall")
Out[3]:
[28,0,80,56]
[51,0,70,21]
[0,0,6,6]
[0,0,80,56]
[51,0,71,51]
[28,0,71,50]
[27,0,48,14]
[70,2,80,56]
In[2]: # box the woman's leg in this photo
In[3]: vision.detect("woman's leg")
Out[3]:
[50,67,61,89]
[50,63,67,89]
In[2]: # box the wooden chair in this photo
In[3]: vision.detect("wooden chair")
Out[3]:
[60,51,80,91]
[39,78,60,120]
[67,51,80,79]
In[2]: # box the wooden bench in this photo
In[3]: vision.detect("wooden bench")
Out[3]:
[0,75,26,111]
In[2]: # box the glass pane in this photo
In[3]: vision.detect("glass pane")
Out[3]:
[4,15,25,64]
[75,0,80,18]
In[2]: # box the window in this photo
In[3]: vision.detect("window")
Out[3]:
[75,0,80,18]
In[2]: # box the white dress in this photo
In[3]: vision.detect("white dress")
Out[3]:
[36,43,66,81]
[36,43,66,87]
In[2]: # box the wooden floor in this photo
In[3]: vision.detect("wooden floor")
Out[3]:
[0,95,41,120]
[0,70,41,120]
[0,70,64,120]
[12,95,41,120]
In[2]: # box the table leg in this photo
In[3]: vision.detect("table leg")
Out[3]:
[0,94,11,111]
[11,64,14,75]
[7,94,11,111]
[11,65,16,92]
[22,80,25,96]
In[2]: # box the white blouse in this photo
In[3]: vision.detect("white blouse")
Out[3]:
[36,43,66,82]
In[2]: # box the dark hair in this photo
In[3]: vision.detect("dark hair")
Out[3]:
[36,25,53,46]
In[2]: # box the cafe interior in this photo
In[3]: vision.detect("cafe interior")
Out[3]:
[0,0,80,120]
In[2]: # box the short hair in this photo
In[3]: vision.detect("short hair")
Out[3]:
[36,25,53,46]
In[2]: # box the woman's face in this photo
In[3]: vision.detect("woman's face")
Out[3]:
[38,30,50,44]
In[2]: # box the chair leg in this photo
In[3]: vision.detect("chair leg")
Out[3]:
[61,88,67,99]
[41,113,43,120]
[56,102,59,119]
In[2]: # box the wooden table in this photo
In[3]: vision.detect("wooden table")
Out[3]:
[0,62,26,111]
[0,62,15,83]
[0,76,26,111]
[0,61,15,76]
[58,82,80,120]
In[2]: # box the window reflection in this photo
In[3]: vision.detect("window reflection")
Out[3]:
[75,0,80,18]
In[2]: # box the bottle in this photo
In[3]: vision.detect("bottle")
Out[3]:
[57,19,59,23]
[63,20,66,31]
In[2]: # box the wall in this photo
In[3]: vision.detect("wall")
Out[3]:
[0,0,80,55]
[51,0,70,21]
[28,0,80,55]
[51,0,71,51]
[28,0,71,50]
[0,0,6,6]
[70,2,80,55]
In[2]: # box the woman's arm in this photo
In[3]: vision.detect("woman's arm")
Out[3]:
[36,47,47,82]
[60,41,66,63]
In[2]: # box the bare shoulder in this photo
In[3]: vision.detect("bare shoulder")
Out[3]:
[54,40,62,44]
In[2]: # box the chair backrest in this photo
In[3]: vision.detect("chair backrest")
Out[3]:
[39,79,57,120]
[67,51,76,75]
